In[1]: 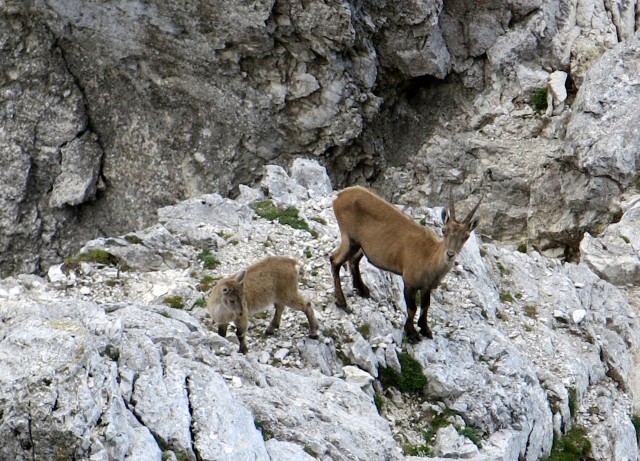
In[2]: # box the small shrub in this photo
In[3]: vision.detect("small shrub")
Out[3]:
[374,393,384,413]
[311,216,327,225]
[632,415,640,443]
[198,274,216,292]
[524,305,538,318]
[251,200,318,238]
[402,441,431,457]
[412,409,464,456]
[517,243,527,253]
[217,230,233,240]
[500,291,515,303]
[304,249,313,258]
[356,324,371,339]
[323,328,339,341]
[194,298,207,308]
[458,427,482,447]
[542,426,591,461]
[621,235,631,244]
[125,235,144,245]
[303,446,319,458]
[163,296,185,309]
[379,352,428,394]
[101,344,120,361]
[336,349,352,366]
[568,387,578,418]
[532,88,548,113]
[496,262,511,276]
[105,279,120,287]
[198,249,219,269]
[254,421,273,441]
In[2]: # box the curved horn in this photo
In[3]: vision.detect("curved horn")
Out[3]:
[449,188,456,221]
[463,195,484,223]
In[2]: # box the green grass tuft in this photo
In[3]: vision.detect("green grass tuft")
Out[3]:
[124,235,144,245]
[163,295,185,309]
[251,200,318,238]
[198,274,217,292]
[198,249,219,269]
[356,324,371,339]
[500,291,515,303]
[379,352,428,394]
[532,88,548,113]
[65,249,119,266]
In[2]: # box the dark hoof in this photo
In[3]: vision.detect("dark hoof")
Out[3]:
[420,328,433,339]
[355,288,371,298]
[265,328,276,336]
[405,329,422,344]
[335,301,353,314]
[406,334,421,344]
[309,333,320,340]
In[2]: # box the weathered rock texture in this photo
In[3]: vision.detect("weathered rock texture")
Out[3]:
[2,0,640,275]
[1,161,639,460]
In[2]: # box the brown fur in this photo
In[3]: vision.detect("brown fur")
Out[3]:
[330,186,480,341]
[207,256,319,353]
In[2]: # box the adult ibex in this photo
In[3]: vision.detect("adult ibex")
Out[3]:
[207,256,319,354]
[330,186,481,342]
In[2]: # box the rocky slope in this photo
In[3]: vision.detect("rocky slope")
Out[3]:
[1,160,639,460]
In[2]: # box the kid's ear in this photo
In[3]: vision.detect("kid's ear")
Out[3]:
[235,270,246,283]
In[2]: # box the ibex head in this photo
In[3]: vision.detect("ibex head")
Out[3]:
[209,271,246,321]
[441,191,482,263]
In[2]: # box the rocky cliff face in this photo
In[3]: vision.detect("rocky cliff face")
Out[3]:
[2,0,640,275]
[1,161,639,460]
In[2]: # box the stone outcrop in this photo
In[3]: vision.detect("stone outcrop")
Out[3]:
[1,161,638,460]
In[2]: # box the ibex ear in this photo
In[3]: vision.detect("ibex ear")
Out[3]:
[441,208,450,224]
[235,270,246,283]
[469,217,479,231]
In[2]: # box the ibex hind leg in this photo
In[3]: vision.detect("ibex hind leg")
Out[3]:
[348,249,370,298]
[288,296,319,339]
[266,303,285,335]
[330,239,361,310]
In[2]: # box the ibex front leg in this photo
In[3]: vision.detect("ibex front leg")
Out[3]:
[403,285,420,342]
[417,289,433,339]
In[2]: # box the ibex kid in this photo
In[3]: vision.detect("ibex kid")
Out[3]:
[207,256,319,354]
